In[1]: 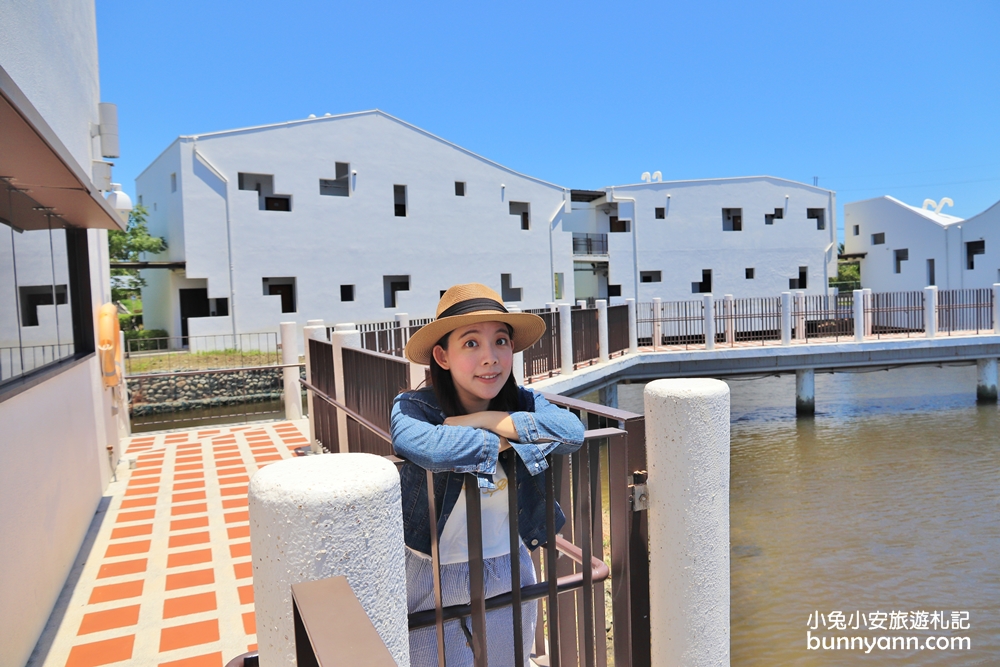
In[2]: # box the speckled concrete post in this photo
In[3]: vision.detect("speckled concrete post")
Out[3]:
[280,322,302,421]
[645,379,730,667]
[249,454,409,666]
[508,306,525,386]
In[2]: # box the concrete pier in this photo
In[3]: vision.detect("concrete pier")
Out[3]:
[796,368,815,416]
[645,379,730,667]
[599,381,618,408]
[977,358,998,403]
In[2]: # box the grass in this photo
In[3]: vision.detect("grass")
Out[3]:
[125,348,284,374]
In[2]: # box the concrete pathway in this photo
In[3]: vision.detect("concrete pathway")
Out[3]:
[34,419,310,667]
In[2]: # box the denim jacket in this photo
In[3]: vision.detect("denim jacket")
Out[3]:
[391,386,585,556]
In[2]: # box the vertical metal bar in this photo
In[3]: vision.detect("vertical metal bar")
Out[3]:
[608,431,632,667]
[555,454,577,667]
[578,441,595,667]
[625,418,650,667]
[465,473,488,667]
[545,461,561,667]
[505,451,523,666]
[532,548,545,660]
[591,441,608,667]
[425,470,446,667]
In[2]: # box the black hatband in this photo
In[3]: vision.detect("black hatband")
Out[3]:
[438,298,509,319]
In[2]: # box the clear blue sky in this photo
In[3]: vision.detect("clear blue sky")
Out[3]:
[97,0,1000,238]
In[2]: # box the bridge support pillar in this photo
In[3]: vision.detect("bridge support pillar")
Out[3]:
[599,381,618,408]
[796,368,816,416]
[645,379,730,667]
[977,358,998,403]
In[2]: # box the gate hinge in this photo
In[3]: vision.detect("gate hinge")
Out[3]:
[629,470,649,512]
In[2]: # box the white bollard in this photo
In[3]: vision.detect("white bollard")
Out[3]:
[306,319,325,328]
[559,303,574,374]
[993,284,1000,334]
[330,323,362,453]
[853,290,865,342]
[507,306,525,386]
[652,297,662,351]
[863,288,873,336]
[703,294,715,350]
[924,286,938,338]
[645,379,730,667]
[781,292,792,346]
[626,297,638,354]
[303,325,327,454]
[546,302,556,312]
[794,291,806,341]
[249,454,409,667]
[723,295,734,345]
[395,312,410,351]
[597,299,609,363]
[280,322,302,421]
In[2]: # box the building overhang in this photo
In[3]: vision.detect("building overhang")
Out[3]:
[110,261,186,270]
[0,65,125,231]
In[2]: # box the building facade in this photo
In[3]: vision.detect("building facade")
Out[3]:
[0,1,127,663]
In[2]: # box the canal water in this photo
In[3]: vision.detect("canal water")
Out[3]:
[618,363,1000,666]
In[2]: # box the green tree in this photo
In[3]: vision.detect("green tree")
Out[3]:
[108,204,167,302]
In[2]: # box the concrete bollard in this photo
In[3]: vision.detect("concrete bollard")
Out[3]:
[853,290,865,342]
[977,358,998,403]
[546,302,556,312]
[395,312,409,349]
[703,294,715,350]
[249,454,409,666]
[794,291,806,341]
[863,288,873,336]
[507,306,525,385]
[796,368,815,416]
[597,299,609,363]
[645,379,730,667]
[306,319,325,328]
[576,299,587,310]
[626,298,638,354]
[303,325,327,454]
[993,284,1000,334]
[781,292,792,346]
[652,297,662,351]
[723,295,734,345]
[330,323,362,453]
[559,303,574,374]
[924,286,938,338]
[280,322,303,421]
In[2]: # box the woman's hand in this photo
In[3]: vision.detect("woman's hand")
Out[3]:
[443,411,519,440]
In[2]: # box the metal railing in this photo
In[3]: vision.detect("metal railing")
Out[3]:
[867,291,925,339]
[351,318,435,358]
[637,300,705,349]
[802,292,855,341]
[572,233,609,255]
[938,288,994,335]
[607,304,630,357]
[714,297,782,346]
[341,346,409,456]
[0,343,75,383]
[125,333,279,374]
[523,311,561,383]
[300,359,651,667]
[572,307,600,369]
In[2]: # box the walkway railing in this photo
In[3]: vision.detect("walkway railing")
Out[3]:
[523,311,561,381]
[607,304,630,357]
[572,307,600,369]
[572,232,609,255]
[939,288,994,335]
[124,332,279,374]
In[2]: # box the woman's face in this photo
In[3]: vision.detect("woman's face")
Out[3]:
[432,321,513,413]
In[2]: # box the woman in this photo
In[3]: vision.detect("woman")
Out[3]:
[391,283,584,666]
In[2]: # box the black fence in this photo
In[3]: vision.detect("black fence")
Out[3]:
[523,311,561,383]
[572,233,609,255]
[572,307,600,369]
[607,304,630,357]
[341,346,409,456]
[938,288,994,335]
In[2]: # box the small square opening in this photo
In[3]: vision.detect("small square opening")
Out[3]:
[654,207,665,219]
[394,185,407,217]
[320,162,350,197]
[764,208,783,225]
[723,208,742,231]
[510,202,530,230]
[340,285,355,302]
[807,208,825,230]
[872,232,885,245]
[455,181,466,196]
[640,271,661,283]
[745,268,755,279]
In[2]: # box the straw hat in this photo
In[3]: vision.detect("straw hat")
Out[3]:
[404,283,546,365]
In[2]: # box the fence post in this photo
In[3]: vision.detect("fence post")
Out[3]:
[924,286,938,338]
[596,299,609,363]
[795,291,806,341]
[652,297,662,351]
[626,297,638,354]
[781,292,792,346]
[645,379,730,667]
[546,302,556,312]
[330,323,362,453]
[558,303,573,374]
[249,454,409,666]
[723,294,734,345]
[306,319,325,328]
[853,290,865,342]
[703,294,715,350]
[508,305,526,385]
[395,312,409,352]
[303,325,326,454]
[280,322,303,421]
[863,288,873,336]
[576,299,587,310]
[993,284,1000,334]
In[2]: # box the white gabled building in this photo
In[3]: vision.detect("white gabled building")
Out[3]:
[844,195,999,292]
[137,112,837,339]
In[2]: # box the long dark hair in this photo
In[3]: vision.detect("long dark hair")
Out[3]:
[429,324,520,417]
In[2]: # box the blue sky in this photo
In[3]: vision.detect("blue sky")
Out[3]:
[97,0,1000,238]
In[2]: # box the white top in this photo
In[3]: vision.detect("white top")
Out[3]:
[437,465,512,565]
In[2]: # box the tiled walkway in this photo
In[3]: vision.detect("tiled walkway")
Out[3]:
[36,420,311,667]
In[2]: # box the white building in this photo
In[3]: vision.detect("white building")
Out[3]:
[844,195,999,292]
[137,112,836,340]
[1,1,128,663]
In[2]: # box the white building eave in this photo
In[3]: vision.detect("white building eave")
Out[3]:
[607,175,835,195]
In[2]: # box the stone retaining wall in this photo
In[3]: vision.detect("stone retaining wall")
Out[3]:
[127,368,305,416]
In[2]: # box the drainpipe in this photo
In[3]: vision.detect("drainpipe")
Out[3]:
[547,200,564,302]
[193,141,237,338]
[610,189,640,301]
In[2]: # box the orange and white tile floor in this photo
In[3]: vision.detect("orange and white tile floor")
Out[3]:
[35,420,311,667]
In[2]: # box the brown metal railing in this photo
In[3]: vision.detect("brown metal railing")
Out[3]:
[572,233,609,255]
[637,300,705,349]
[341,346,409,456]
[355,320,407,357]
[938,288,994,335]
[867,291,925,338]
[523,311,561,383]
[803,292,854,341]
[308,338,339,453]
[572,307,600,369]
[607,304,630,357]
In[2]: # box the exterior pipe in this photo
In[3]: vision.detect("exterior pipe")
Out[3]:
[192,143,237,338]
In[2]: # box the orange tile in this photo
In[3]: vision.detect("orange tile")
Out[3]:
[247,643,258,652]
[220,485,247,497]
[170,516,209,532]
[233,562,253,579]
[165,568,214,591]
[65,634,134,667]
[105,540,151,558]
[176,456,202,465]
[167,549,212,568]
[159,618,219,651]
[215,462,245,471]
[237,584,254,605]
[131,467,160,477]
[116,509,155,524]
[172,490,207,504]
[254,456,282,463]
[171,502,207,516]
[110,523,153,540]
[78,604,141,635]
[222,497,248,509]
[88,580,143,604]
[218,475,249,486]
[163,591,217,619]
[158,652,223,667]
[172,480,205,491]
[127,476,160,487]
[136,459,162,469]
[242,611,256,635]
[97,558,147,579]
[175,464,204,472]
[227,525,250,540]
[168,531,210,549]
[120,496,157,509]
[124,486,159,498]
[173,471,204,481]
[214,451,242,458]
[224,510,249,524]
[229,542,251,558]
